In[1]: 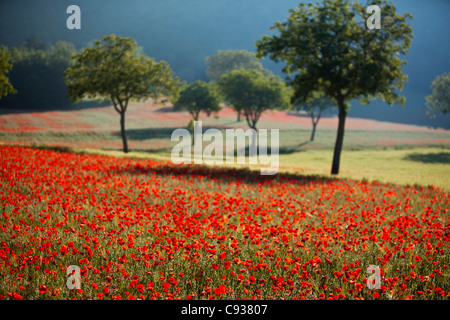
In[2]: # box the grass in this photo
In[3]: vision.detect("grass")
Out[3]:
[279,147,450,191]
[1,128,449,151]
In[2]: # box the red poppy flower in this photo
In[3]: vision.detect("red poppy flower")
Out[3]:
[136,284,145,293]
[12,293,23,300]
[60,245,68,256]
[39,285,49,294]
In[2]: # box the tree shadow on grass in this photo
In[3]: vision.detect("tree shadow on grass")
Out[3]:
[277,141,310,154]
[105,141,333,186]
[403,152,450,164]
[154,106,177,113]
[16,143,340,186]
[108,159,338,187]
[0,100,111,114]
[113,127,177,141]
[113,125,261,141]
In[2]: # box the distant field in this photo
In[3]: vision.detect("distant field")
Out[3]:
[1,100,449,190]
[0,100,449,150]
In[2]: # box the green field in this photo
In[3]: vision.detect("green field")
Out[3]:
[2,127,449,151]
[279,147,450,190]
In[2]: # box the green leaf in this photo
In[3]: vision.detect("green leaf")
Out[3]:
[0,46,17,99]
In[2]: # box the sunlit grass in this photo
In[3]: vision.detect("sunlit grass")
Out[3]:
[279,147,450,191]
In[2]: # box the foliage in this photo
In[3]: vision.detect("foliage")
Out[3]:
[65,35,180,106]
[0,38,76,109]
[256,0,413,174]
[293,92,337,141]
[174,80,221,121]
[292,92,337,114]
[217,69,290,130]
[205,49,273,82]
[23,33,50,51]
[64,34,181,153]
[426,72,450,118]
[0,46,16,100]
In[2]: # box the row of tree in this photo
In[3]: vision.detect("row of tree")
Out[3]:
[176,53,289,130]
[158,0,418,174]
[175,49,336,141]
[64,37,331,155]
[0,34,76,109]
[1,0,449,174]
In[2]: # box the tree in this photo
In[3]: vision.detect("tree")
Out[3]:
[256,0,413,174]
[174,80,221,145]
[65,34,180,153]
[217,69,290,131]
[205,49,273,121]
[23,33,49,51]
[293,93,337,141]
[0,40,76,109]
[426,72,450,118]
[174,80,221,121]
[205,49,273,82]
[0,46,16,100]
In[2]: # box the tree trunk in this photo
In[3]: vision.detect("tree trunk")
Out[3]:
[237,110,241,122]
[331,102,346,175]
[120,111,128,153]
[310,122,317,141]
[310,108,321,142]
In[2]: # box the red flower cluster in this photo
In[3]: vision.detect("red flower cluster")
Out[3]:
[0,146,448,300]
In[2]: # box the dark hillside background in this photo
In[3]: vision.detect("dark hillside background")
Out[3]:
[0,0,449,128]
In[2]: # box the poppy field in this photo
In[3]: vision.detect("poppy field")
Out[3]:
[0,145,449,300]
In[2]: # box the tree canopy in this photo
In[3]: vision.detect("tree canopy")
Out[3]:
[23,33,50,51]
[256,0,413,174]
[205,49,272,82]
[64,34,181,153]
[0,46,16,100]
[426,72,450,118]
[217,69,290,130]
[0,39,75,109]
[174,80,221,121]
